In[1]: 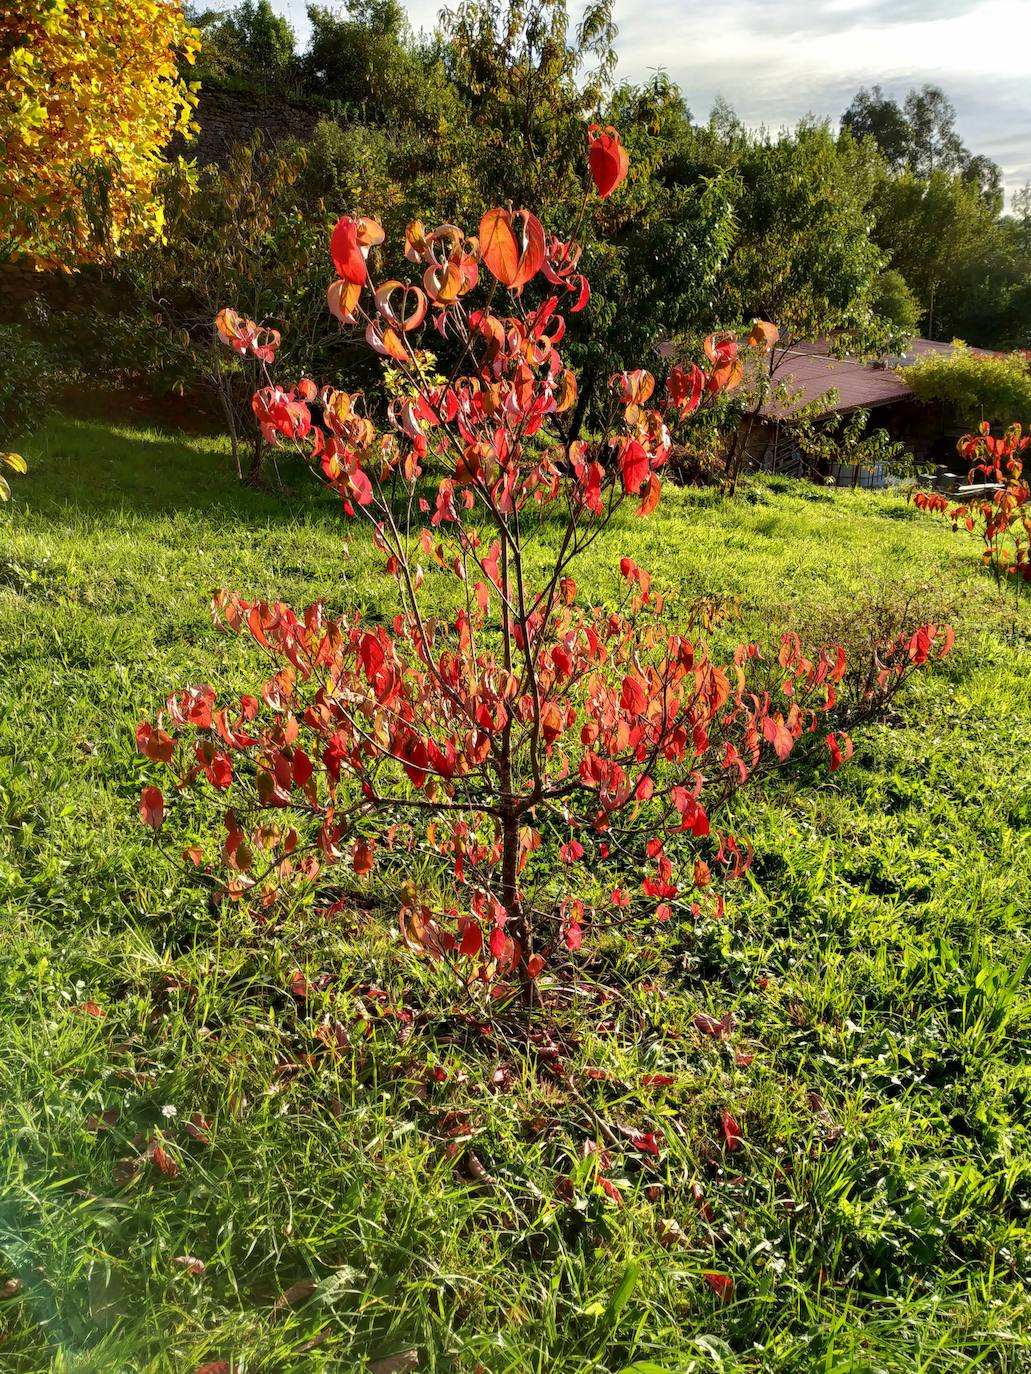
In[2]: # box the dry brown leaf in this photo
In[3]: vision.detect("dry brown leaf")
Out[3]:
[369,1351,419,1374]
[273,1277,318,1311]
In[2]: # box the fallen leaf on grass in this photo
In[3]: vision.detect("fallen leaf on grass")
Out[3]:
[76,1001,105,1018]
[693,1011,736,1039]
[657,1218,687,1247]
[173,1256,206,1276]
[720,1110,743,1152]
[702,1271,733,1302]
[195,1363,232,1374]
[615,1123,662,1155]
[369,1351,419,1374]
[598,1176,623,1204]
[691,1180,714,1222]
[463,1151,495,1184]
[85,1110,119,1132]
[273,1277,318,1311]
[807,1091,843,1142]
[149,1142,178,1177]
[184,1112,211,1143]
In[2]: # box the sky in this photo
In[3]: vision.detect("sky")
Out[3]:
[255,0,1031,198]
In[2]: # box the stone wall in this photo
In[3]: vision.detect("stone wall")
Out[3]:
[168,85,323,168]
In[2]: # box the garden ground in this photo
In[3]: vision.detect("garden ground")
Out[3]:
[0,405,1028,1373]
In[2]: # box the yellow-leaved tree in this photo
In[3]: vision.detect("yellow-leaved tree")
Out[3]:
[0,0,200,269]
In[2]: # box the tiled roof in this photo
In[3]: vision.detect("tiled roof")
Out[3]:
[760,337,996,420]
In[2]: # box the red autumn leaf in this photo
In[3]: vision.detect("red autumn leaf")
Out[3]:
[720,1109,743,1152]
[150,1143,178,1177]
[526,953,545,979]
[458,918,483,958]
[702,1271,733,1302]
[140,786,164,829]
[598,1176,623,1204]
[620,674,647,716]
[617,1123,661,1154]
[587,124,629,198]
[330,215,383,284]
[137,721,174,763]
[76,1000,105,1018]
[636,473,661,517]
[641,1073,674,1087]
[748,319,779,352]
[694,1011,727,1037]
[761,715,794,761]
[667,363,704,416]
[619,439,651,495]
[352,838,375,877]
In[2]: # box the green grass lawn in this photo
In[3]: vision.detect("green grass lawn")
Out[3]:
[1,410,1029,1373]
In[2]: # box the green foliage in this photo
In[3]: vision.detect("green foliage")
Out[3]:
[303,0,457,126]
[790,406,913,482]
[902,345,1031,425]
[869,268,922,336]
[842,82,1002,206]
[874,171,1013,343]
[0,325,61,445]
[115,137,339,481]
[188,0,297,89]
[1,407,1028,1369]
[721,122,887,344]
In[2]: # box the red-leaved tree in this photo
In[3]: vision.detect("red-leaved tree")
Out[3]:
[137,130,954,999]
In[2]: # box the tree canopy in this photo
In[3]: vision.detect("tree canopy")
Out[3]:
[1,0,200,269]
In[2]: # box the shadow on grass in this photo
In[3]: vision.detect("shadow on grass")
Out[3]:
[14,413,339,529]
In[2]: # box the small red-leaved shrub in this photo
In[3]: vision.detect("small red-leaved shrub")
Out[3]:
[914,422,1031,595]
[138,129,953,998]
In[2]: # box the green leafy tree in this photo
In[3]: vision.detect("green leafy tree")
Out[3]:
[721,121,887,344]
[790,406,912,487]
[874,170,1007,341]
[870,268,922,336]
[841,85,911,172]
[302,0,456,126]
[188,0,297,88]
[122,137,336,483]
[902,346,1031,426]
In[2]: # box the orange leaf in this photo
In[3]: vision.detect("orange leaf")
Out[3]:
[479,209,519,286]
[748,319,779,352]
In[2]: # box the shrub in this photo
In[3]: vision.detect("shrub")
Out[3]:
[914,422,1031,598]
[0,325,59,443]
[137,129,954,1003]
[902,346,1031,426]
[790,581,958,726]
